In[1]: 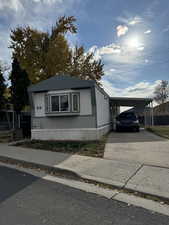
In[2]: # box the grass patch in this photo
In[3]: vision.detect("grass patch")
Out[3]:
[14,137,107,158]
[147,126,169,139]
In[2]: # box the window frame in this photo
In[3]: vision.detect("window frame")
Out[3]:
[72,93,80,113]
[45,92,80,115]
[50,93,70,113]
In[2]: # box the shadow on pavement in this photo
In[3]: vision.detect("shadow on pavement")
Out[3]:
[0,165,39,204]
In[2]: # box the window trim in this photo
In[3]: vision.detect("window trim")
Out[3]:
[72,93,80,113]
[50,93,70,113]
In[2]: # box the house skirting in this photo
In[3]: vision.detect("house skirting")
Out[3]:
[31,124,111,141]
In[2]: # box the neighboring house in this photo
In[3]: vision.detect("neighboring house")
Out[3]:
[0,97,31,132]
[28,75,112,141]
[151,101,169,126]
[153,101,169,116]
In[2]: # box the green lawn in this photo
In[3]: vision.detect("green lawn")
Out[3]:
[14,137,107,158]
[147,126,169,139]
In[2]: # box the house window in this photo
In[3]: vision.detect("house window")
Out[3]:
[51,96,59,112]
[60,95,69,112]
[51,94,69,112]
[46,92,80,114]
[72,93,79,112]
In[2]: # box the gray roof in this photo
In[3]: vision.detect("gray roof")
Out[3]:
[28,75,96,92]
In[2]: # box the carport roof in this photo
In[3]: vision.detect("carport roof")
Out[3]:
[110,97,153,107]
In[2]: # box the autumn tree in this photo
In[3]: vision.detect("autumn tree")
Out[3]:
[10,58,30,114]
[0,66,6,111]
[10,16,104,84]
[10,16,76,83]
[68,46,104,83]
[154,80,169,104]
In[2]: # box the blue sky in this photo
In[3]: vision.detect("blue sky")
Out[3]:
[0,0,169,98]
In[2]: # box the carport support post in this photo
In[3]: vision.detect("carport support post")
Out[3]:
[151,101,154,126]
[144,108,147,127]
[12,111,15,129]
[18,114,21,129]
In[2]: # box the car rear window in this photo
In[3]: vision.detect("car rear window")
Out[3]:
[118,113,137,120]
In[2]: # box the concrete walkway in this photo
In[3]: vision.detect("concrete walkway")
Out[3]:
[0,142,169,200]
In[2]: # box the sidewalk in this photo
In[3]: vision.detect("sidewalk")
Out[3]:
[0,142,169,200]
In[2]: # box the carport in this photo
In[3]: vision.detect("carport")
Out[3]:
[110,97,153,128]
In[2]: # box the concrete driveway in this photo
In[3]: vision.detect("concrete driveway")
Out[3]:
[104,129,169,168]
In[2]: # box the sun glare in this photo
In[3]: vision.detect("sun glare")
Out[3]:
[127,36,140,48]
[125,35,143,50]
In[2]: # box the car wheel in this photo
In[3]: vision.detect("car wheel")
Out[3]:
[136,127,140,132]
[116,127,120,132]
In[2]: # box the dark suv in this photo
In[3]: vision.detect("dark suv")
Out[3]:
[116,112,140,132]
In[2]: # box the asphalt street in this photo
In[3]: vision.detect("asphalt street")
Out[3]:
[0,165,169,225]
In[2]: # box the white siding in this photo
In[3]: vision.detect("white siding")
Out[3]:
[31,125,111,141]
[95,87,111,127]
[79,89,92,115]
[33,92,45,117]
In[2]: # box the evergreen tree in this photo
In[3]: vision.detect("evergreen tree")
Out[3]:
[0,67,6,111]
[10,58,30,114]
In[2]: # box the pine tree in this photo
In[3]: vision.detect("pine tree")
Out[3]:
[10,58,30,114]
[0,67,6,111]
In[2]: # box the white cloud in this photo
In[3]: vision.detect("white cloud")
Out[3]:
[144,0,159,19]
[163,25,169,33]
[109,68,116,72]
[33,0,63,4]
[128,16,142,26]
[101,79,121,97]
[104,70,132,83]
[0,0,78,63]
[89,41,145,67]
[89,46,143,84]
[88,45,102,60]
[99,43,121,55]
[144,30,151,34]
[101,79,161,98]
[137,46,145,51]
[0,0,23,11]
[117,15,143,26]
[0,0,70,12]
[116,25,128,37]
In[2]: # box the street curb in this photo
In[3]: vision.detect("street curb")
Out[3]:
[0,155,81,180]
[8,139,30,146]
[0,155,121,189]
[0,155,169,205]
